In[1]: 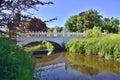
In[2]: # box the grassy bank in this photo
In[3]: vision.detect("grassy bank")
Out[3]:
[65,34,120,59]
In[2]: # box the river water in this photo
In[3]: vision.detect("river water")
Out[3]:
[34,52,120,80]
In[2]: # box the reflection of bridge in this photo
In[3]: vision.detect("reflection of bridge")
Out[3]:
[34,55,69,80]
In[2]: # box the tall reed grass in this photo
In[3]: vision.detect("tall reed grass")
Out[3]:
[66,34,120,59]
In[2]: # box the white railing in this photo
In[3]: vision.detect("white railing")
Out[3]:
[67,32,84,37]
[17,31,84,37]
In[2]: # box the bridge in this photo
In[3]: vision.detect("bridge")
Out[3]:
[17,28,84,47]
[17,32,84,47]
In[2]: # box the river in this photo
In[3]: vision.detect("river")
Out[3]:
[34,52,120,80]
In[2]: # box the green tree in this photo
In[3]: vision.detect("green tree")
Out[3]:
[65,9,103,32]
[56,27,63,32]
[47,26,63,32]
[65,15,82,32]
[79,9,102,30]
[47,27,55,32]
[102,17,119,33]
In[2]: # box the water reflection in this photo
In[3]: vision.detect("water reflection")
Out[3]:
[66,53,120,74]
[34,52,120,80]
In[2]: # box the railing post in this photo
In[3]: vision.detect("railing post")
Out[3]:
[53,28,57,37]
[63,27,67,37]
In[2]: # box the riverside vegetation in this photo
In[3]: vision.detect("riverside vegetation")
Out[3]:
[0,37,35,80]
[65,27,120,60]
[24,41,54,52]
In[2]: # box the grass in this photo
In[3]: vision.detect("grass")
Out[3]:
[65,34,120,59]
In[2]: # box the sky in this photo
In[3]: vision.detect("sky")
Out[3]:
[32,0,120,27]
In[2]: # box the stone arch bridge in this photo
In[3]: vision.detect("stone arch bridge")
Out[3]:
[17,31,84,47]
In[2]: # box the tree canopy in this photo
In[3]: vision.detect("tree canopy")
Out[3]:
[19,18,48,32]
[102,17,119,33]
[47,26,63,32]
[0,0,53,28]
[65,9,102,32]
[0,0,54,38]
[65,9,119,33]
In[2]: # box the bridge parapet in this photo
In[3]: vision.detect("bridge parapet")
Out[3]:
[17,31,84,37]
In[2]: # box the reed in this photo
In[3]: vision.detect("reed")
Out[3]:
[66,34,120,59]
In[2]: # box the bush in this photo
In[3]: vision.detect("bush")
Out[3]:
[66,34,120,59]
[65,39,85,53]
[24,41,54,52]
[85,27,101,38]
[42,40,54,51]
[0,37,35,80]
[84,38,99,55]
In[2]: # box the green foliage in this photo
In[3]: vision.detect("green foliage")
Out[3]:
[0,37,35,80]
[102,17,119,33]
[66,34,120,59]
[47,27,55,32]
[65,39,86,53]
[24,41,54,52]
[24,41,45,52]
[42,41,54,51]
[56,27,63,32]
[85,26,102,38]
[47,27,63,32]
[65,9,119,33]
[84,38,99,55]
[65,15,83,32]
[65,9,102,32]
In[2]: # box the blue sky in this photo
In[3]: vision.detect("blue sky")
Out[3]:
[32,0,120,27]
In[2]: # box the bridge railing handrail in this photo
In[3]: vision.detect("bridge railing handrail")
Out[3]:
[67,32,84,37]
[17,31,84,37]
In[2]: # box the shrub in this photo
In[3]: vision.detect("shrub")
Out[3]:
[84,38,99,55]
[42,40,54,51]
[66,34,120,59]
[85,26,101,38]
[66,39,85,53]
[24,41,54,52]
[0,37,35,80]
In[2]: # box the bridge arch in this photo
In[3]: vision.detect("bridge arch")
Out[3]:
[24,40,64,52]
[17,32,84,48]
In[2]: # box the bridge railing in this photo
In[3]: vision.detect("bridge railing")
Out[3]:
[67,32,84,37]
[17,31,84,37]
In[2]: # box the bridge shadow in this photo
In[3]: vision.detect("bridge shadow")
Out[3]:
[48,41,64,52]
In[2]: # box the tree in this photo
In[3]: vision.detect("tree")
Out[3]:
[102,17,119,33]
[0,0,53,37]
[19,18,48,32]
[65,15,83,32]
[28,18,48,31]
[56,27,63,32]
[47,26,63,32]
[79,9,102,30]
[47,27,55,32]
[65,9,103,32]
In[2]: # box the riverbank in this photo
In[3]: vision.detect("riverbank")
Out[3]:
[65,34,120,60]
